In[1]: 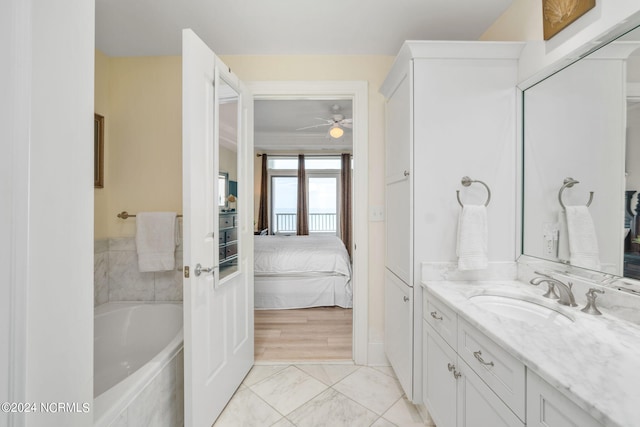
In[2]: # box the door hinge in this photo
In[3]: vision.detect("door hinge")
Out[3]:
[184,266,190,278]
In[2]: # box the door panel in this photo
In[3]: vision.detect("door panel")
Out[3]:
[182,29,254,427]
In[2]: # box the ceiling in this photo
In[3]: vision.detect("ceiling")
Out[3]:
[95,0,514,57]
[254,99,353,152]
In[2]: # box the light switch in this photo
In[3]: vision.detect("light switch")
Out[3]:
[369,205,384,222]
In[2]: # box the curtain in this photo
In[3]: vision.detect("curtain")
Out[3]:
[257,154,269,233]
[296,154,309,235]
[340,153,352,257]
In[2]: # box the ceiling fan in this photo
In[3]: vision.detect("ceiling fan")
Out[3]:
[296,104,353,139]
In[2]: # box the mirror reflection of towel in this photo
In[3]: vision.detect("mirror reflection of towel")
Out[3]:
[565,206,600,270]
[456,205,488,271]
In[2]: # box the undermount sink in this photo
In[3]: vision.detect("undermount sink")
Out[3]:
[469,294,574,326]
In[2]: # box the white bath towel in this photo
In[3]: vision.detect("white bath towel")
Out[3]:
[565,206,601,270]
[135,212,177,272]
[456,205,488,271]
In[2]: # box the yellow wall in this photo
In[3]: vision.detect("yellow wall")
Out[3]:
[222,55,394,348]
[480,0,542,41]
[94,52,182,238]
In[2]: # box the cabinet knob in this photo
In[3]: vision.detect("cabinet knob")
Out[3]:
[403,170,410,177]
[453,370,462,379]
[430,311,443,321]
[403,296,410,302]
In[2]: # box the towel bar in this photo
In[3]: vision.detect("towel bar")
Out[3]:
[117,211,183,219]
[456,176,491,207]
[558,177,594,211]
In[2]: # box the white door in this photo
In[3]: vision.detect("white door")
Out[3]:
[182,29,254,427]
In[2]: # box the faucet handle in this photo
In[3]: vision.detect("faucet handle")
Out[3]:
[581,288,604,315]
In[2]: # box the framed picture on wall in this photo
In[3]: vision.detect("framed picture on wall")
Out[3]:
[543,0,596,40]
[94,113,104,188]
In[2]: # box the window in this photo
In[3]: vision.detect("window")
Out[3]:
[269,156,341,235]
[271,176,297,234]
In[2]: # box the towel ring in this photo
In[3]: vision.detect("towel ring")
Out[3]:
[558,177,594,211]
[456,176,491,207]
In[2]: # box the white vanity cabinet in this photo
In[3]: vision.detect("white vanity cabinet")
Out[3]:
[527,370,602,427]
[381,41,523,402]
[422,291,524,427]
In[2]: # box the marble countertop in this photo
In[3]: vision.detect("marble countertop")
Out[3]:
[422,280,640,427]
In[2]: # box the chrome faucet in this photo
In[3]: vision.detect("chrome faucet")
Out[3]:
[530,272,577,307]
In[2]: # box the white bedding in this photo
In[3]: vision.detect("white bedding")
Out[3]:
[254,235,352,309]
[254,235,351,277]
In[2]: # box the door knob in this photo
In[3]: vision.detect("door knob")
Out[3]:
[194,263,214,277]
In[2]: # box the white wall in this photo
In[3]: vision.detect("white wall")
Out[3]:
[413,57,520,270]
[3,1,94,426]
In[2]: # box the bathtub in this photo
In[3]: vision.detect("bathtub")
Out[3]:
[93,303,184,427]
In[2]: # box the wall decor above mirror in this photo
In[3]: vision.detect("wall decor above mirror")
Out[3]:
[522,23,640,281]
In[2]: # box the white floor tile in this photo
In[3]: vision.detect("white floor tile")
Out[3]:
[213,388,282,427]
[287,388,379,427]
[271,417,296,427]
[296,364,359,386]
[371,418,397,427]
[382,395,424,426]
[243,364,289,386]
[332,367,404,415]
[250,366,328,415]
[372,366,397,378]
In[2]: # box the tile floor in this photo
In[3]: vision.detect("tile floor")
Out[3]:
[213,363,435,427]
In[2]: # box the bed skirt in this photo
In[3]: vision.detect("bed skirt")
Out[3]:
[254,274,352,310]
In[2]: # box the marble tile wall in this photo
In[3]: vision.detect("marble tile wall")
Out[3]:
[94,237,183,306]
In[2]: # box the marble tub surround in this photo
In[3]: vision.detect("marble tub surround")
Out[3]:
[423,279,640,427]
[94,237,183,306]
[214,364,431,427]
[518,255,640,325]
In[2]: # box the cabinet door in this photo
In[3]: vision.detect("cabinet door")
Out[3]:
[423,322,457,427]
[527,370,603,427]
[384,72,411,283]
[456,359,524,427]
[384,270,413,398]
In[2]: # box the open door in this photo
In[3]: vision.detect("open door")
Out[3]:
[182,29,254,427]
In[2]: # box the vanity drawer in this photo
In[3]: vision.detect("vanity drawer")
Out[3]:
[457,318,525,421]
[424,290,457,350]
[219,214,236,229]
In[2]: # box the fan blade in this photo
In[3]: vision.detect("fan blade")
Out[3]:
[341,118,353,124]
[340,122,353,129]
[296,123,332,131]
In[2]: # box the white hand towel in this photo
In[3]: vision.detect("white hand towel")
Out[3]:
[135,212,177,272]
[456,205,489,271]
[565,206,600,270]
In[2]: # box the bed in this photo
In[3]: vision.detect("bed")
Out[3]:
[254,235,352,309]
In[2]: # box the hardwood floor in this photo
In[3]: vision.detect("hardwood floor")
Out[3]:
[254,307,353,362]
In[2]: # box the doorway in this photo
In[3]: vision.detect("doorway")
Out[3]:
[249,81,369,365]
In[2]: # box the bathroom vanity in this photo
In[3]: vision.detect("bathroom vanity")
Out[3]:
[421,279,640,427]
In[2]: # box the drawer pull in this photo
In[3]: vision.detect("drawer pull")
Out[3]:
[430,311,443,321]
[473,350,494,367]
[447,363,455,372]
[453,370,462,379]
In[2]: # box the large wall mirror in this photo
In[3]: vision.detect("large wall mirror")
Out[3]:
[522,22,640,282]
[217,77,240,280]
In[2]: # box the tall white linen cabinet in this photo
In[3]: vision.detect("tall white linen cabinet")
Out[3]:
[380,42,523,403]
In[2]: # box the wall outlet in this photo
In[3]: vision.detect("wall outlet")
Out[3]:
[369,205,384,222]
[542,223,559,258]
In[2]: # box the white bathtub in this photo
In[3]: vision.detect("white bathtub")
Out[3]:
[94,303,183,426]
